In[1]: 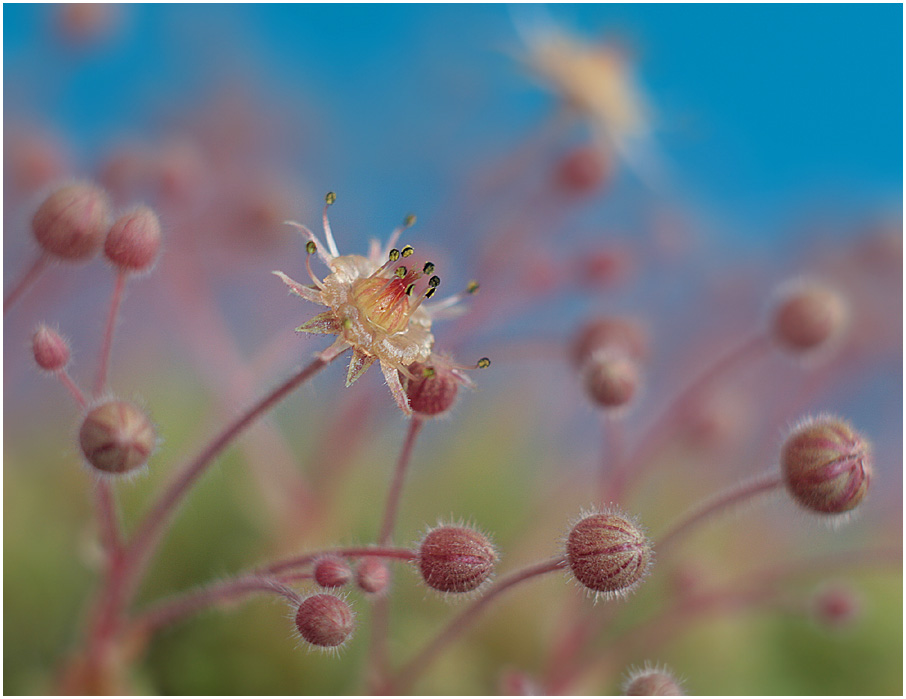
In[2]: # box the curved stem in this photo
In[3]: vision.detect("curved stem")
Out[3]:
[262,546,417,577]
[606,333,771,503]
[4,253,47,315]
[135,576,304,634]
[656,472,783,554]
[94,270,127,396]
[94,482,121,557]
[389,556,567,694]
[379,417,424,546]
[56,370,86,407]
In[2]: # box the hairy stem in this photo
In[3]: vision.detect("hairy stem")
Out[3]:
[3,253,47,315]
[94,270,127,396]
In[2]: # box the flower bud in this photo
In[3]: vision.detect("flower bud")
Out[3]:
[417,525,497,594]
[623,665,684,696]
[294,594,355,649]
[781,416,870,515]
[79,401,156,475]
[104,206,161,272]
[813,584,862,629]
[32,182,111,260]
[771,282,847,353]
[32,325,70,372]
[314,556,352,589]
[566,509,653,599]
[554,145,610,196]
[582,351,640,410]
[571,316,648,368]
[403,362,461,417]
[356,558,390,596]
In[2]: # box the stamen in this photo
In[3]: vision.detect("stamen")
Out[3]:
[322,191,341,258]
[467,280,480,294]
[401,245,415,258]
[423,261,435,275]
[284,220,332,264]
[428,275,441,288]
[395,266,408,279]
[305,241,325,289]
[383,214,417,258]
[476,357,491,369]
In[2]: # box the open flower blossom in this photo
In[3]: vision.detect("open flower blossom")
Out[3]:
[274,193,482,414]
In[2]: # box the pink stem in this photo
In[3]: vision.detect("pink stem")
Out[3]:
[656,472,784,554]
[606,333,771,503]
[389,556,567,694]
[135,576,304,634]
[3,254,47,315]
[263,546,418,577]
[94,270,127,396]
[368,417,425,690]
[94,481,121,557]
[56,370,87,407]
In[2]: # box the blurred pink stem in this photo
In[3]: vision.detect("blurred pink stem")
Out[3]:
[263,546,417,576]
[3,253,47,315]
[94,270,127,396]
[389,556,567,694]
[606,332,771,503]
[379,417,424,545]
[656,472,783,554]
[56,369,87,407]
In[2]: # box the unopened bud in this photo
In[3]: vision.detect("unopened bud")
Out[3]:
[32,325,70,372]
[32,182,111,260]
[314,556,352,589]
[623,665,684,696]
[356,558,390,595]
[772,282,847,353]
[582,351,640,410]
[403,361,460,417]
[572,316,648,368]
[566,509,653,599]
[79,401,156,475]
[554,146,610,196]
[104,206,161,272]
[417,525,497,594]
[781,416,870,515]
[294,594,355,649]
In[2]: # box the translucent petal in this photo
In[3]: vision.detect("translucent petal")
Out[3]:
[381,361,412,415]
[273,271,324,304]
[346,349,377,387]
[296,311,342,334]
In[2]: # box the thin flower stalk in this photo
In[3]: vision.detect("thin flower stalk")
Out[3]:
[3,253,48,315]
[95,269,127,396]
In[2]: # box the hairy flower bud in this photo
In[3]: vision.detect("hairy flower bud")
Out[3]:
[571,316,648,368]
[772,282,847,353]
[314,556,352,589]
[78,401,156,475]
[294,594,355,649]
[566,509,653,599]
[417,525,497,593]
[32,182,111,260]
[403,361,461,417]
[623,664,684,696]
[582,351,640,410]
[356,558,390,595]
[32,325,70,372]
[781,416,870,515]
[104,206,161,272]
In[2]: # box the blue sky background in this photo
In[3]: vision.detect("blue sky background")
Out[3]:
[4,3,902,253]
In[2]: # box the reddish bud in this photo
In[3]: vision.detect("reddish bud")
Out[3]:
[623,665,684,696]
[571,316,648,368]
[79,401,156,475]
[582,351,640,410]
[402,362,461,417]
[772,282,847,353]
[314,556,352,589]
[417,525,497,594]
[813,584,862,629]
[104,206,161,272]
[356,558,390,595]
[781,416,870,515]
[32,182,111,260]
[566,509,653,599]
[554,146,610,196]
[32,325,70,372]
[294,594,355,649]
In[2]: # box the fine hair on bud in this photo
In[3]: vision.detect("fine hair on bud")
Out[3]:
[314,556,353,589]
[402,361,459,417]
[582,349,640,410]
[771,280,848,353]
[32,324,70,372]
[623,663,684,696]
[79,400,156,476]
[565,507,653,600]
[781,415,871,515]
[104,205,162,272]
[571,316,648,368]
[355,557,390,596]
[416,524,498,594]
[294,593,355,650]
[32,182,112,261]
